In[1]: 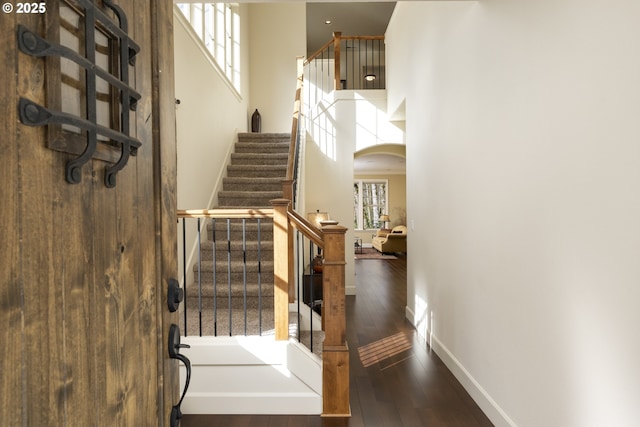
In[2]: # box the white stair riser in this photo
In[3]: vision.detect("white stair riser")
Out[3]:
[179,337,322,415]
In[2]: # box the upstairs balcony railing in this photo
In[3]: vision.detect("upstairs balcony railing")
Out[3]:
[306,32,385,105]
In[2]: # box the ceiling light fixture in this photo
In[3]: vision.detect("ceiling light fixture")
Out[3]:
[324,20,332,25]
[364,74,376,82]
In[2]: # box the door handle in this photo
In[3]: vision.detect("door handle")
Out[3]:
[169,324,191,427]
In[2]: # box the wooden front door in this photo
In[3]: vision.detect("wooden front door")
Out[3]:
[0,1,179,425]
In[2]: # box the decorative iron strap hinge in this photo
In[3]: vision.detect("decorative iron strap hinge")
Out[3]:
[17,0,142,188]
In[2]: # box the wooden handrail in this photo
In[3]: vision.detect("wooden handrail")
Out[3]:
[285,58,304,184]
[177,208,273,219]
[287,209,323,248]
[283,57,304,208]
[304,38,335,65]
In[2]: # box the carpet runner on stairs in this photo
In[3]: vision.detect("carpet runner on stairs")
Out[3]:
[182,132,322,353]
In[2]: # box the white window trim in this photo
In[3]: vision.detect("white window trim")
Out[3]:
[354,179,389,231]
[175,3,242,99]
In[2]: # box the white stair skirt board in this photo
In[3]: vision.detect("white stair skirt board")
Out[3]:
[290,302,323,332]
[179,336,322,415]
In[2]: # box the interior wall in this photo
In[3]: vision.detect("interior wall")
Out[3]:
[304,92,356,294]
[174,6,251,284]
[174,6,250,211]
[305,90,403,294]
[386,1,640,426]
[248,3,306,133]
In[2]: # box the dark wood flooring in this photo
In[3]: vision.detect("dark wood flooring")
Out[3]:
[182,255,494,427]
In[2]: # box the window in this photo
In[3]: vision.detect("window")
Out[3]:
[43,0,141,167]
[176,3,241,91]
[354,180,388,230]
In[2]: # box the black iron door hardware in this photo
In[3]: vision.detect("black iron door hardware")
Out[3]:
[168,279,184,313]
[16,0,142,188]
[168,324,191,427]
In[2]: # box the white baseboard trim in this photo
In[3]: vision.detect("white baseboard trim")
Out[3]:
[405,305,415,325]
[405,306,517,427]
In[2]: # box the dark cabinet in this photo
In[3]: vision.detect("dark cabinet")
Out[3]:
[303,273,323,314]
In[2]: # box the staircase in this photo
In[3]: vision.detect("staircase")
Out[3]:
[185,133,290,337]
[181,133,324,415]
[220,132,290,207]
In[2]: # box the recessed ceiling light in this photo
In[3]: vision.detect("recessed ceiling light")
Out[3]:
[325,20,332,25]
[364,74,376,82]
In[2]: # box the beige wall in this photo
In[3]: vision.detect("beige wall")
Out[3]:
[387,1,640,426]
[174,6,250,211]
[248,3,306,133]
[354,173,407,245]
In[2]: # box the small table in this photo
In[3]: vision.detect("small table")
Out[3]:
[354,237,363,254]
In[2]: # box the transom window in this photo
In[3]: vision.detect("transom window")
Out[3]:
[177,3,241,91]
[354,180,388,230]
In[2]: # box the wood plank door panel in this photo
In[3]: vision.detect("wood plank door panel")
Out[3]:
[0,1,178,425]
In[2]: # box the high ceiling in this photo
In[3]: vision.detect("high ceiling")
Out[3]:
[307,3,402,175]
[306,2,396,56]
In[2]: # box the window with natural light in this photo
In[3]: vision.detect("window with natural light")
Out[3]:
[177,2,241,91]
[354,180,388,230]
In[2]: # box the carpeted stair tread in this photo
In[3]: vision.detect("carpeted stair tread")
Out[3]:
[217,195,283,208]
[235,142,290,154]
[219,190,283,198]
[206,228,273,242]
[230,153,289,166]
[194,259,274,273]
[223,177,283,191]
[186,283,274,299]
[237,132,290,143]
[227,164,287,178]
[199,240,274,255]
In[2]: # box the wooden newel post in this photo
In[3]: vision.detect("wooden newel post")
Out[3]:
[271,198,291,340]
[333,31,342,91]
[321,223,350,417]
[281,180,296,302]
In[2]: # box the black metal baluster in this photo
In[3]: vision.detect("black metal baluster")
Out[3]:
[378,39,382,89]
[227,218,232,336]
[182,218,187,336]
[296,230,302,343]
[213,218,218,336]
[321,48,324,97]
[242,219,247,335]
[344,39,348,90]
[357,39,362,90]
[257,218,262,335]
[309,239,314,353]
[197,218,202,336]
[365,39,369,89]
